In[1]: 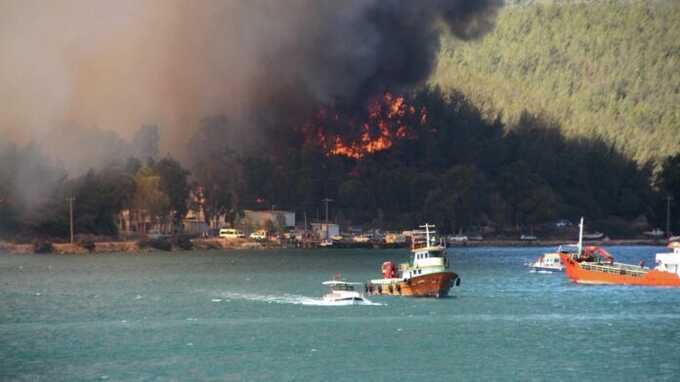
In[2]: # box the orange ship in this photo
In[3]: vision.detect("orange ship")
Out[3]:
[560,219,680,287]
[366,224,460,298]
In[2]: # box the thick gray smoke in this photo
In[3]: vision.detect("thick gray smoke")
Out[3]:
[1,0,500,165]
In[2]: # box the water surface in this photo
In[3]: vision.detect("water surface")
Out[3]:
[2,246,679,381]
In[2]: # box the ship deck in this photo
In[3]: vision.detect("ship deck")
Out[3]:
[579,262,648,277]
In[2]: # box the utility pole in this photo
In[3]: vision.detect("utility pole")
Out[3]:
[322,198,333,239]
[322,198,333,224]
[667,196,673,239]
[66,197,75,244]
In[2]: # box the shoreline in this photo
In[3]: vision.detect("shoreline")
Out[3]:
[0,237,670,255]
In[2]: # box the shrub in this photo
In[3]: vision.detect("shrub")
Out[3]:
[137,237,172,251]
[80,239,96,252]
[34,241,53,254]
[173,235,194,251]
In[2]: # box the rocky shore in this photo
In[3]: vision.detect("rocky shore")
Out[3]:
[0,238,273,255]
[0,237,668,255]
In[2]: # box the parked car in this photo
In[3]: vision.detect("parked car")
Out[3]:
[219,228,245,239]
[249,230,268,240]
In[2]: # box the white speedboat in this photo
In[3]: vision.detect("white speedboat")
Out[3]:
[322,280,369,305]
[528,253,563,273]
[528,248,570,273]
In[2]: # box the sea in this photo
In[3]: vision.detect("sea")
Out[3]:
[1,246,679,381]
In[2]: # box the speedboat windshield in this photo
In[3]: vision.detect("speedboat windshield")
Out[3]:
[322,281,361,291]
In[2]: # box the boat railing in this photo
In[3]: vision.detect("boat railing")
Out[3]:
[580,262,647,277]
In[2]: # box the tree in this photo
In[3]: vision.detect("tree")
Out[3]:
[131,167,170,232]
[154,157,190,230]
[657,154,680,233]
[189,116,245,228]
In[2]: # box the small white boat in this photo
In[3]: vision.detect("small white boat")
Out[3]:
[322,280,370,305]
[319,239,334,247]
[644,228,665,238]
[447,235,468,242]
[582,232,604,240]
[528,250,567,272]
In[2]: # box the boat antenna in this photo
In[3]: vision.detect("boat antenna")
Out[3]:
[578,217,584,256]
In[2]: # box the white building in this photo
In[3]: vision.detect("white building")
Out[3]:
[311,223,340,239]
[243,210,296,230]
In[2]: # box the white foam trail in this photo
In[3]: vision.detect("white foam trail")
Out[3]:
[529,269,554,274]
[218,291,383,306]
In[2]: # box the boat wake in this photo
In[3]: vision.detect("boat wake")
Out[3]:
[529,269,554,274]
[216,291,383,306]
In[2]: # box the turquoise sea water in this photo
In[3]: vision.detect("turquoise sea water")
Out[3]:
[1,246,679,381]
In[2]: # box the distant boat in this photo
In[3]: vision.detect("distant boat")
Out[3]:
[582,232,604,240]
[322,280,370,305]
[644,228,665,238]
[520,234,538,241]
[319,239,334,247]
[447,234,468,242]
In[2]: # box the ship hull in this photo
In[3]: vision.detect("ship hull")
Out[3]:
[560,253,680,287]
[368,272,458,298]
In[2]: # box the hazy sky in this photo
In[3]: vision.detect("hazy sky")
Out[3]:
[0,0,499,158]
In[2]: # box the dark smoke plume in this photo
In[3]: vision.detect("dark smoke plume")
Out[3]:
[1,0,501,160]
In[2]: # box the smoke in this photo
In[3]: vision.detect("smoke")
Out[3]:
[1,0,501,165]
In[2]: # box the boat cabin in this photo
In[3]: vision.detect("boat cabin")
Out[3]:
[322,280,359,291]
[655,242,680,276]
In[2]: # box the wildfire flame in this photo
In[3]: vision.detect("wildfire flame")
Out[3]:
[304,92,427,159]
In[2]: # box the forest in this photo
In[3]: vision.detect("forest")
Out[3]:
[433,0,680,166]
[2,86,678,240]
[2,0,680,240]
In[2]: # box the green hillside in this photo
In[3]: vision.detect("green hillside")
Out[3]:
[432,0,680,166]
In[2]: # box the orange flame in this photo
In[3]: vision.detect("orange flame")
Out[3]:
[305,92,427,159]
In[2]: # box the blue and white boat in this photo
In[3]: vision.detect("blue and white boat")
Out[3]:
[528,244,579,273]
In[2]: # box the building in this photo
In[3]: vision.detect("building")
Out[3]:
[182,209,210,235]
[310,223,340,239]
[242,210,296,230]
[117,209,175,235]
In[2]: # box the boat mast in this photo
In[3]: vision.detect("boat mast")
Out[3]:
[578,217,584,256]
[420,223,433,247]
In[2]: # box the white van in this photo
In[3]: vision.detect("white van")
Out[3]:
[219,228,245,239]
